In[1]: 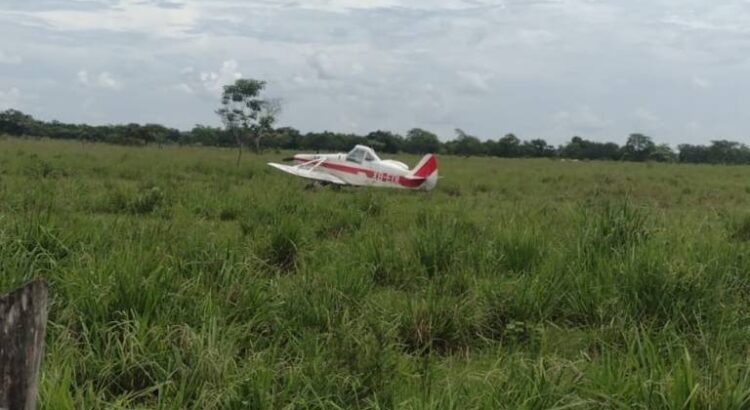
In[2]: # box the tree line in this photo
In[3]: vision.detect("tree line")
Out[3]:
[2,108,750,166]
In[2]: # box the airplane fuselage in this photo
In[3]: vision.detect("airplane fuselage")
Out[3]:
[291,153,428,189]
[268,145,438,191]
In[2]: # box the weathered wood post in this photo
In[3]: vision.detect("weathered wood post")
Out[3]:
[0,280,49,410]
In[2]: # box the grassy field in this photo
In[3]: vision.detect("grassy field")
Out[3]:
[2,137,750,409]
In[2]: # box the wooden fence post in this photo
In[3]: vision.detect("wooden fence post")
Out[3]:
[0,280,49,410]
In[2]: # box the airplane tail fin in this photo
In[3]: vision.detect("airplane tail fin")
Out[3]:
[410,154,438,190]
[411,154,438,178]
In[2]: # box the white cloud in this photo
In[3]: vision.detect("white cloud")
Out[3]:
[296,0,503,12]
[0,87,22,109]
[692,76,711,89]
[634,107,659,123]
[174,83,194,94]
[633,108,662,133]
[77,70,90,86]
[18,0,200,38]
[518,29,556,46]
[457,71,492,94]
[199,60,242,96]
[308,52,337,80]
[553,106,608,133]
[77,70,122,90]
[0,50,22,64]
[662,14,749,34]
[97,72,122,90]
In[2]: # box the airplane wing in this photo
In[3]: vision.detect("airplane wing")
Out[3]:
[267,160,347,185]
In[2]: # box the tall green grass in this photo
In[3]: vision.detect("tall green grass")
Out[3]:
[1,138,750,408]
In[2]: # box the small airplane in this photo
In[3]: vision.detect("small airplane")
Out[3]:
[268,145,438,191]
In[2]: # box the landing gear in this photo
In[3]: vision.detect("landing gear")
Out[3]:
[303,181,342,191]
[304,181,321,191]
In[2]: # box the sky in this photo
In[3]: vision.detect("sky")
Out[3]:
[0,0,748,145]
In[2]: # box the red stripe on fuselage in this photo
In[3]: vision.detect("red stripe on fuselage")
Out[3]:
[320,161,374,177]
[397,176,426,188]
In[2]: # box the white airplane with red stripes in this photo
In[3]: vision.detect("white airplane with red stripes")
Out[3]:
[267,145,438,191]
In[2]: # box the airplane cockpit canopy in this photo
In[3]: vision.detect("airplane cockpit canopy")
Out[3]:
[346,145,380,164]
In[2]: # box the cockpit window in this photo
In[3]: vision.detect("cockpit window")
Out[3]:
[364,152,375,162]
[346,148,365,164]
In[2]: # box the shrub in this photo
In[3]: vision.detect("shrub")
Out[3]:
[489,229,543,274]
[263,220,305,272]
[577,199,651,264]
[130,187,165,215]
[97,186,168,215]
[729,214,750,242]
[219,206,240,221]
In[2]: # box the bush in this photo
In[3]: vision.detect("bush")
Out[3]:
[97,186,168,215]
[263,220,305,272]
[729,214,750,242]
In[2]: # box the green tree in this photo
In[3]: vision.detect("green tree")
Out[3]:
[710,140,750,164]
[622,133,655,162]
[560,136,621,160]
[189,125,226,146]
[677,144,709,163]
[268,127,302,150]
[650,143,676,162]
[523,139,556,157]
[405,128,440,154]
[366,130,404,154]
[451,129,484,156]
[496,133,521,157]
[216,79,280,165]
[142,124,171,147]
[0,109,37,136]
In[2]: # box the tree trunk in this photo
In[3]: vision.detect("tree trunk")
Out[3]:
[0,279,49,410]
[235,131,243,167]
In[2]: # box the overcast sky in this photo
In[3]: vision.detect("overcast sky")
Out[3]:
[0,0,748,144]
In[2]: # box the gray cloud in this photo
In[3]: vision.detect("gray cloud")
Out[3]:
[0,0,748,143]
[0,50,22,64]
[78,70,123,90]
[0,87,22,110]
